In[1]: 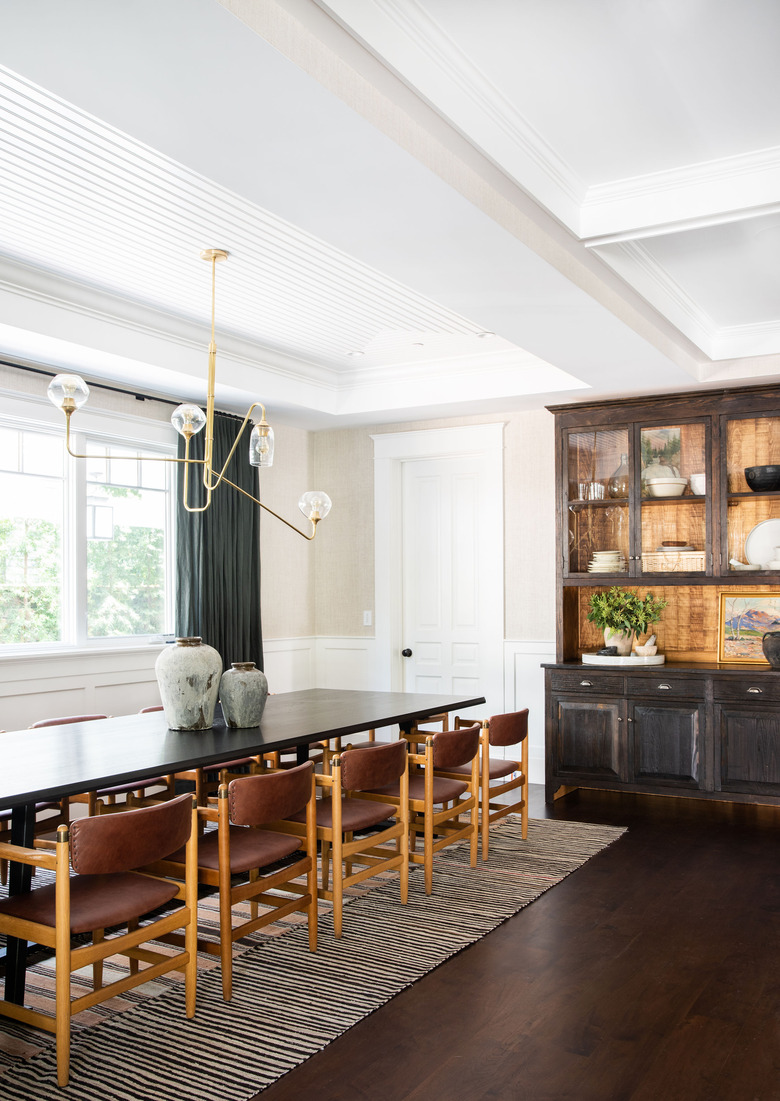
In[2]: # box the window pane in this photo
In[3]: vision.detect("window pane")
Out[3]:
[0,427,20,472]
[87,477,167,639]
[0,470,62,644]
[22,430,63,477]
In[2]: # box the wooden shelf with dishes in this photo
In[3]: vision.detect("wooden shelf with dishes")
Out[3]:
[544,384,780,806]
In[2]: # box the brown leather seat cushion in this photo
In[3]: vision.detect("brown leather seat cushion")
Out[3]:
[370,774,468,804]
[169,826,301,874]
[289,797,396,832]
[447,758,519,780]
[0,872,180,934]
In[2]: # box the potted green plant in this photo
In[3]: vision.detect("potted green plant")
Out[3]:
[586,586,668,655]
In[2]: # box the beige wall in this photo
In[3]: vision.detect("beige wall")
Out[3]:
[308,407,556,642]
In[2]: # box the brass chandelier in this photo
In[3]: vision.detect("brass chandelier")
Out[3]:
[47,249,331,540]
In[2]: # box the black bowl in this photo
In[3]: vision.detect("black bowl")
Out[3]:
[744,465,780,492]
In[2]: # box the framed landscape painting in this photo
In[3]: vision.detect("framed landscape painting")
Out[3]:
[718,591,780,663]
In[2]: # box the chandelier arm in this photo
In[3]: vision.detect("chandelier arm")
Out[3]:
[182,433,213,514]
[221,475,317,540]
[64,410,207,465]
[202,402,268,492]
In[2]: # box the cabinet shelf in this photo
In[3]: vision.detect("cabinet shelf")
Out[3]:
[546,384,780,808]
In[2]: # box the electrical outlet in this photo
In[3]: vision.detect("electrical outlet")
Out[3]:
[363,610,372,627]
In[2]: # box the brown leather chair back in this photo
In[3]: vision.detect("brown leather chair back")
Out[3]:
[340,739,407,791]
[69,792,193,874]
[30,714,108,728]
[489,709,529,747]
[228,761,313,826]
[432,725,480,769]
[139,706,163,713]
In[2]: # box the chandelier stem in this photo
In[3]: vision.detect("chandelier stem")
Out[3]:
[222,476,317,540]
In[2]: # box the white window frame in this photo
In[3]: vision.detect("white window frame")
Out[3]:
[0,388,176,656]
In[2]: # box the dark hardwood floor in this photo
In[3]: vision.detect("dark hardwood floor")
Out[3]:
[252,785,780,1101]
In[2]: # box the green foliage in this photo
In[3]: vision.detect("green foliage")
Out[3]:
[0,518,61,643]
[0,516,165,644]
[87,525,164,637]
[587,586,668,635]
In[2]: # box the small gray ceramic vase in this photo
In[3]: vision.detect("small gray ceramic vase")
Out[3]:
[155,637,223,730]
[219,662,269,728]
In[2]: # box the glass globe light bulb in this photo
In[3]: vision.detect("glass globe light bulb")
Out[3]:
[249,423,275,468]
[298,491,332,522]
[171,404,206,439]
[47,374,90,413]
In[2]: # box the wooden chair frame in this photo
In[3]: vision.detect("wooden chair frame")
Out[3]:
[454,714,529,858]
[279,751,410,937]
[0,799,198,1086]
[402,733,479,893]
[153,766,318,1000]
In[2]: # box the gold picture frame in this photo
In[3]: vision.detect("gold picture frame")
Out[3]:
[717,591,780,664]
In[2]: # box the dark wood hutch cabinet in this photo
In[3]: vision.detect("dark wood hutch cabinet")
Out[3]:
[544,384,780,806]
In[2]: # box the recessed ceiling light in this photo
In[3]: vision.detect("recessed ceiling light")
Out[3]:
[477,331,495,339]
[411,342,424,347]
[347,350,364,357]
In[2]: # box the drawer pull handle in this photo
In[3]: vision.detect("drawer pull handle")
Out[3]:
[657,683,672,691]
[580,679,593,687]
[747,687,763,694]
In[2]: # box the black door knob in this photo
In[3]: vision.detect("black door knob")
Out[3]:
[401,648,413,657]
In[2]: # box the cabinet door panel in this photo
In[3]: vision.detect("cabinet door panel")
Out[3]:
[631,703,703,788]
[716,706,780,795]
[555,698,624,780]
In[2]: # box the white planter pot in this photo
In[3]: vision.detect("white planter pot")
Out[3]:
[604,627,634,655]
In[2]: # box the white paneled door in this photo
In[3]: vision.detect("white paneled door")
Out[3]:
[399,449,503,718]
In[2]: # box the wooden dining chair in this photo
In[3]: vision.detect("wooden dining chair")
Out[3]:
[152,761,318,1000]
[452,709,529,857]
[30,714,176,813]
[281,740,410,937]
[366,725,480,894]
[0,792,198,1087]
[139,705,264,805]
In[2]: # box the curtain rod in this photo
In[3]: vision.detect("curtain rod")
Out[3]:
[2,359,242,419]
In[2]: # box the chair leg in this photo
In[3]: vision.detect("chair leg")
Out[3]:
[333,830,343,938]
[92,928,105,989]
[128,918,139,975]
[55,890,72,1087]
[321,840,331,892]
[481,762,491,861]
[424,809,434,895]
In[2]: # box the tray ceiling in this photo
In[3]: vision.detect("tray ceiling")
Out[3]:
[0,0,778,426]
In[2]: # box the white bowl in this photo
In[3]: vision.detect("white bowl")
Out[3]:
[646,477,688,498]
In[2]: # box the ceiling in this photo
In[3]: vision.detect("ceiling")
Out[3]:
[1,0,779,428]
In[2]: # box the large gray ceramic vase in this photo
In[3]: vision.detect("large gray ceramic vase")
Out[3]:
[155,637,223,730]
[219,662,268,728]
[762,631,780,669]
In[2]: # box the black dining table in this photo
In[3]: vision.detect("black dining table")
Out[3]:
[1,687,485,1002]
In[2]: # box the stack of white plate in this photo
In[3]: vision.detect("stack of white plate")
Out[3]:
[588,550,626,573]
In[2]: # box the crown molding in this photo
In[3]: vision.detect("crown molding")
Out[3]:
[581,146,780,241]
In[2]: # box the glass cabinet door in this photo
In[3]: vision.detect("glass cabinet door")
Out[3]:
[565,427,630,575]
[725,415,780,574]
[639,422,708,575]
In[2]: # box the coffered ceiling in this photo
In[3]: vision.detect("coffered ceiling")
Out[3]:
[0,0,778,427]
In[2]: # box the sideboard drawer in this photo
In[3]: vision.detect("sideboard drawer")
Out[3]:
[626,675,703,700]
[550,671,624,695]
[712,676,780,703]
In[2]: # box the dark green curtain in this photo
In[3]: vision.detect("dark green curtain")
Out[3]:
[175,411,263,671]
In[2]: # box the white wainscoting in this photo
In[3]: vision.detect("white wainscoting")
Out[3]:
[0,637,553,786]
[0,646,165,730]
[504,639,555,786]
[262,637,316,694]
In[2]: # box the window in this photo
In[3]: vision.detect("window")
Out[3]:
[0,397,175,651]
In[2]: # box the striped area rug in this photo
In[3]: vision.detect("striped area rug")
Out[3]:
[0,817,625,1100]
